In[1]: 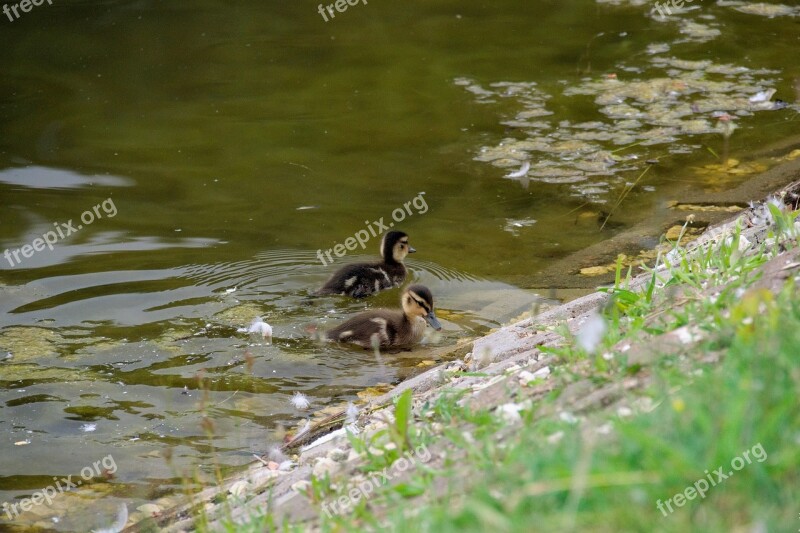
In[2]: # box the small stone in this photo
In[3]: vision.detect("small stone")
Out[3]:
[228,480,250,497]
[347,449,361,462]
[580,266,611,276]
[532,366,550,379]
[312,457,339,478]
[136,503,162,517]
[291,480,311,494]
[617,406,633,418]
[327,448,348,462]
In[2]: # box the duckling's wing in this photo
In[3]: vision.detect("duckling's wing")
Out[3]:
[317,263,367,295]
[318,262,392,298]
[327,310,404,348]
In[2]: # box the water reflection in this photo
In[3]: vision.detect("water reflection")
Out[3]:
[0,0,798,527]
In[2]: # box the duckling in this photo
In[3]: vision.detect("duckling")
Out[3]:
[316,231,415,298]
[326,285,442,349]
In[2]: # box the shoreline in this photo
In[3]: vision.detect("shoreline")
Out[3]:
[118,148,800,532]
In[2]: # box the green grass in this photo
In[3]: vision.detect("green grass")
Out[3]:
[387,287,799,532]
[217,211,800,532]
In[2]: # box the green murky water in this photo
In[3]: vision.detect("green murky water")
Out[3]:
[1,0,798,529]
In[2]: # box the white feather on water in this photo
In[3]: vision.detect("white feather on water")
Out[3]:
[237,317,273,339]
[290,391,311,410]
[506,161,531,178]
[92,504,127,533]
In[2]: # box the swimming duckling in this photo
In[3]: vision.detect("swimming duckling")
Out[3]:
[317,231,415,298]
[326,285,442,349]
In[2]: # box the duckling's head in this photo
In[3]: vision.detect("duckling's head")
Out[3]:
[381,231,415,264]
[402,285,442,330]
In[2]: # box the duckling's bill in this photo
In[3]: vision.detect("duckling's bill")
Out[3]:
[425,310,442,331]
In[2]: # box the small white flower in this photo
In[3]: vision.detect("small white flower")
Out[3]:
[497,403,523,423]
[290,392,311,410]
[559,411,578,424]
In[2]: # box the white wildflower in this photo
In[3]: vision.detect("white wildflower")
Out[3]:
[497,403,523,423]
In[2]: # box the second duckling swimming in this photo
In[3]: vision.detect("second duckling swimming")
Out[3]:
[326,285,442,349]
[316,231,415,298]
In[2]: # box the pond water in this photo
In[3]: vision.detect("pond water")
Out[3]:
[0,0,798,529]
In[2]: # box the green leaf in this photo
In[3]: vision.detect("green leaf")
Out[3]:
[392,482,426,498]
[394,389,413,449]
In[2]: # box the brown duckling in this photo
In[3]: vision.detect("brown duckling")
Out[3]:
[316,231,415,298]
[326,285,441,349]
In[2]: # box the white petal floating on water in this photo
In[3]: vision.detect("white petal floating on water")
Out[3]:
[225,287,237,294]
[504,218,537,236]
[749,88,776,103]
[92,504,128,533]
[80,423,98,433]
[506,161,531,178]
[290,391,311,410]
[576,311,607,354]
